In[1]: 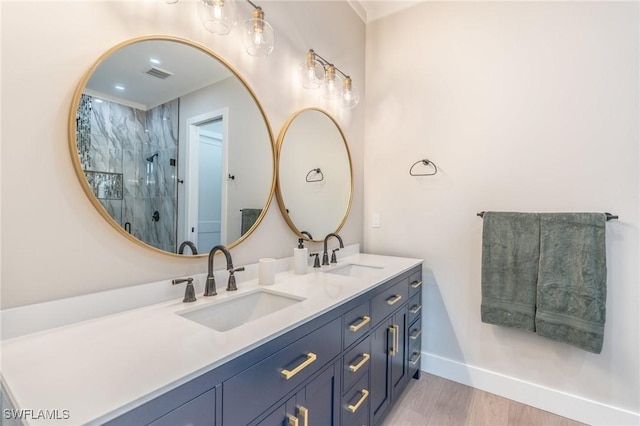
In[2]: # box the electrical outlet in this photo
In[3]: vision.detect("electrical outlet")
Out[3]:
[372,213,381,228]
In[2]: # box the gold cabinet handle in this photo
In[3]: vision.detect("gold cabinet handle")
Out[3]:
[393,325,399,356]
[348,353,371,373]
[409,304,422,315]
[409,352,421,365]
[346,389,369,413]
[389,325,399,356]
[349,315,371,332]
[281,352,317,380]
[287,415,299,426]
[411,280,423,289]
[410,328,422,340]
[297,406,309,426]
[386,294,402,305]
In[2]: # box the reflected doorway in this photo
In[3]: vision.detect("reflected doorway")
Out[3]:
[185,109,229,254]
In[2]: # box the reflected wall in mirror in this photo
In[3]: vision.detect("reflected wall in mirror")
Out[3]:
[69,36,275,257]
[276,108,353,241]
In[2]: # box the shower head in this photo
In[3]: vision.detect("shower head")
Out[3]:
[146,153,159,163]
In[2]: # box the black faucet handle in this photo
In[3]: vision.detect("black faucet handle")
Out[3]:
[310,253,321,268]
[226,266,244,291]
[331,248,340,263]
[172,277,196,303]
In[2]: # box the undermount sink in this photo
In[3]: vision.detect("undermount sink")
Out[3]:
[178,289,305,332]
[324,263,384,278]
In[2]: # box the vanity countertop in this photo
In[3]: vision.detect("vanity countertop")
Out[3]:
[0,253,422,425]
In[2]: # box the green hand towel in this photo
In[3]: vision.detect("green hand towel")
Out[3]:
[481,212,540,331]
[535,213,607,354]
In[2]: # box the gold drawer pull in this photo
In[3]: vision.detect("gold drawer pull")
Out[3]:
[410,329,422,340]
[297,406,309,426]
[411,280,423,289]
[409,352,421,365]
[386,294,402,305]
[348,353,371,372]
[409,304,422,315]
[349,315,371,332]
[346,389,369,413]
[287,415,299,426]
[281,352,317,380]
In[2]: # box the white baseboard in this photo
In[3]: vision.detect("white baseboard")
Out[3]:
[421,352,640,426]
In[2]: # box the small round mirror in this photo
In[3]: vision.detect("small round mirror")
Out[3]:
[276,108,353,241]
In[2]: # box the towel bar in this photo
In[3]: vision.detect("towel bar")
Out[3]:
[476,211,618,221]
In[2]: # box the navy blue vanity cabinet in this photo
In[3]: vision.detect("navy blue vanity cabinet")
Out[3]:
[105,264,422,426]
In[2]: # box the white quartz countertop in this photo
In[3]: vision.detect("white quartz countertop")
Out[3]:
[0,253,422,425]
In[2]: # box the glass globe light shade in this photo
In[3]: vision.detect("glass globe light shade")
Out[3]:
[242,8,274,57]
[299,52,324,89]
[198,0,238,36]
[340,77,359,109]
[322,65,342,100]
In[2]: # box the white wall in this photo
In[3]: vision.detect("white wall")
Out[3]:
[0,0,365,308]
[364,2,639,424]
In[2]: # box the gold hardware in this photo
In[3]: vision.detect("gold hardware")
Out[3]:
[281,352,317,380]
[409,352,421,365]
[409,304,422,314]
[297,406,309,426]
[410,328,422,340]
[393,325,400,356]
[411,280,423,289]
[348,353,371,372]
[349,315,371,332]
[389,325,397,356]
[287,414,299,426]
[346,389,369,413]
[386,294,402,305]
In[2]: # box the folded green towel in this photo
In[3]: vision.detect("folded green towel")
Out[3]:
[535,213,607,354]
[481,212,540,331]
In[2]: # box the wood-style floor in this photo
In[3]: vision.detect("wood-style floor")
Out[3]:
[382,373,588,426]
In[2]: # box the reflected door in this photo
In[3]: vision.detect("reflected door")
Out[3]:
[197,121,223,252]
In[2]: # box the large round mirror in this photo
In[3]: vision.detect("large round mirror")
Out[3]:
[276,108,352,241]
[69,36,275,257]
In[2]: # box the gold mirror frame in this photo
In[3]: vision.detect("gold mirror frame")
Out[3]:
[275,108,353,242]
[68,35,276,258]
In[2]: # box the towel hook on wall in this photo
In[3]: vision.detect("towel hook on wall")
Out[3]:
[409,159,438,176]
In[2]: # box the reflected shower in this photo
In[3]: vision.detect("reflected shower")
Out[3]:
[146,153,159,162]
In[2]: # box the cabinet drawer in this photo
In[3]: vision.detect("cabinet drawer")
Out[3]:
[343,336,371,394]
[408,293,422,326]
[408,320,422,345]
[342,371,369,426]
[408,346,421,381]
[408,270,423,298]
[344,301,371,349]
[223,317,341,426]
[371,279,408,326]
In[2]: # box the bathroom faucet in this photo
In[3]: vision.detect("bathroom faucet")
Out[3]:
[178,241,198,255]
[205,245,245,296]
[322,233,344,265]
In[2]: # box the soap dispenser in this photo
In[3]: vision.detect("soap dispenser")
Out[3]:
[294,232,311,275]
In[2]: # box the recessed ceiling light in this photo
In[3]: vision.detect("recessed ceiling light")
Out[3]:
[150,58,160,65]
[94,99,103,103]
[115,85,125,91]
